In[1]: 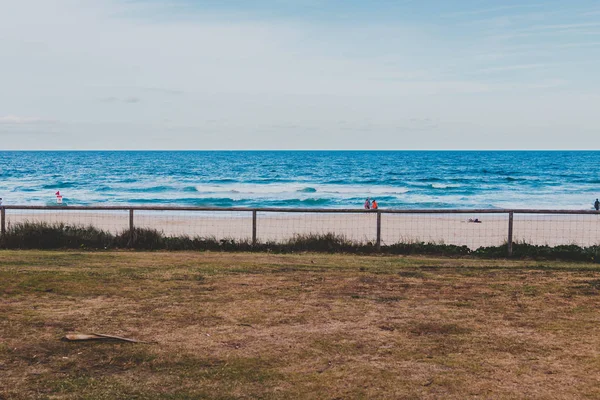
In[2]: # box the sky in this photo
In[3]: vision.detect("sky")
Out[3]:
[0,0,599,150]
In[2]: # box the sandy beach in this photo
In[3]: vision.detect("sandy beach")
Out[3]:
[4,209,600,249]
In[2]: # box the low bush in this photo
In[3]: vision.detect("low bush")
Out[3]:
[1,222,599,262]
[0,222,113,250]
[384,242,471,257]
[474,243,600,262]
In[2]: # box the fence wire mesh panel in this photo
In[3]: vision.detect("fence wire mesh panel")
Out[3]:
[133,210,253,240]
[513,213,600,247]
[2,207,600,250]
[5,209,130,234]
[380,212,508,249]
[256,211,377,243]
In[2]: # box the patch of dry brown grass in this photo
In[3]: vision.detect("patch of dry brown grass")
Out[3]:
[1,251,600,399]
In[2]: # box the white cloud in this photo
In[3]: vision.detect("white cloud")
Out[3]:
[477,63,548,74]
[0,115,57,124]
[583,9,600,16]
[529,22,600,31]
[556,41,600,48]
[99,97,142,104]
[443,4,544,18]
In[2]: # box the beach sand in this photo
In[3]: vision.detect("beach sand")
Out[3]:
[4,209,600,249]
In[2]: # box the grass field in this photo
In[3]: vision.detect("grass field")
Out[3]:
[1,251,600,399]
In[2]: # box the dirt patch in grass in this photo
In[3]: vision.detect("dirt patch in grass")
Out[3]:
[409,322,471,336]
[1,251,600,399]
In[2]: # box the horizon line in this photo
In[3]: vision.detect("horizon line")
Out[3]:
[2,149,600,152]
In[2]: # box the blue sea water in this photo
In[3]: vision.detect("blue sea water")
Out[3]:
[0,151,599,210]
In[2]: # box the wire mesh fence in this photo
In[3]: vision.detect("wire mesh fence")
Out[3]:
[380,212,509,249]
[256,211,377,243]
[133,210,253,241]
[1,206,600,252]
[4,208,130,234]
[512,213,600,247]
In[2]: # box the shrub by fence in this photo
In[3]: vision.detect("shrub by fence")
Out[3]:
[1,206,599,260]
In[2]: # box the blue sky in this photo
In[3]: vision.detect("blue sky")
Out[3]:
[0,0,599,149]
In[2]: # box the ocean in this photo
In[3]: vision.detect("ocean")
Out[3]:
[0,151,598,210]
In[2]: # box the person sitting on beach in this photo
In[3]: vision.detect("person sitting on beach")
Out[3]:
[468,218,481,223]
[595,199,600,211]
[364,198,371,209]
[372,199,378,210]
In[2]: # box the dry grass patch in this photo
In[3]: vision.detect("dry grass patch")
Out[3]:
[1,251,600,399]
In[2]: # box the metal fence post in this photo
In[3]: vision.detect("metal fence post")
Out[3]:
[252,210,257,246]
[1,207,5,237]
[507,211,514,257]
[129,209,135,247]
[376,210,382,251]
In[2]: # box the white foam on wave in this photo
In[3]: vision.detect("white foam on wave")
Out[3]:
[430,183,463,189]
[9,177,594,210]
[192,183,409,197]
